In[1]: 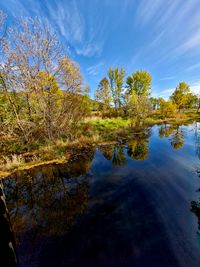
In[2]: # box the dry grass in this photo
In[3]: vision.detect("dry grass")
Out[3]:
[0,134,96,176]
[2,154,25,170]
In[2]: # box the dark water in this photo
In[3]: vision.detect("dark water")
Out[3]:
[1,122,200,267]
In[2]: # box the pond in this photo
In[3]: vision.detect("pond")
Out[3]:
[1,122,200,267]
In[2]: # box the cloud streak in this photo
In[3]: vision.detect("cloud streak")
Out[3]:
[160,76,175,81]
[186,63,200,72]
[86,62,104,76]
[5,0,106,58]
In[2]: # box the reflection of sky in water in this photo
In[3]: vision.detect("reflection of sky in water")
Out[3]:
[2,122,200,267]
[89,123,200,267]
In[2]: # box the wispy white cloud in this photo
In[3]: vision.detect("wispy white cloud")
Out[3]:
[86,62,104,76]
[137,0,163,25]
[160,76,175,81]
[148,30,165,48]
[44,0,105,57]
[0,0,31,17]
[186,63,200,72]
[155,0,181,29]
[181,29,200,52]
[135,0,200,66]
[76,44,102,57]
[163,26,200,62]
[153,88,174,99]
[45,0,85,43]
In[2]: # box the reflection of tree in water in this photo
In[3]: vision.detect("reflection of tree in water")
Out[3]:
[159,124,185,150]
[170,126,184,150]
[191,169,200,231]
[127,140,149,160]
[112,145,126,166]
[99,145,115,161]
[127,127,151,161]
[99,144,126,166]
[3,148,95,242]
[159,124,175,138]
[99,127,151,164]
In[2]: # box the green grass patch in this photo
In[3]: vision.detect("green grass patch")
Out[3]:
[89,118,131,132]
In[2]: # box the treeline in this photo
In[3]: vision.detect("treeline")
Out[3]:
[0,10,199,146]
[95,68,200,122]
[0,11,90,143]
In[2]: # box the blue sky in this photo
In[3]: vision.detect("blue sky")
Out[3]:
[1,0,200,99]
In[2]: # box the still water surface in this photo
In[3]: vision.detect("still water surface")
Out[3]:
[2,122,200,267]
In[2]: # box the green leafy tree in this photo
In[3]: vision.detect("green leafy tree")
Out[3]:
[187,93,199,109]
[159,99,177,118]
[150,97,159,110]
[197,95,200,113]
[95,77,111,115]
[126,70,151,96]
[128,91,151,126]
[126,71,152,125]
[170,82,192,110]
[108,67,125,109]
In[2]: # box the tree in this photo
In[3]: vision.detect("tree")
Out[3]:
[128,91,151,126]
[159,99,177,118]
[126,70,151,96]
[197,94,200,113]
[126,71,152,125]
[95,77,111,116]
[150,97,159,110]
[108,67,125,109]
[170,82,191,110]
[58,56,85,93]
[186,93,199,110]
[0,14,88,141]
